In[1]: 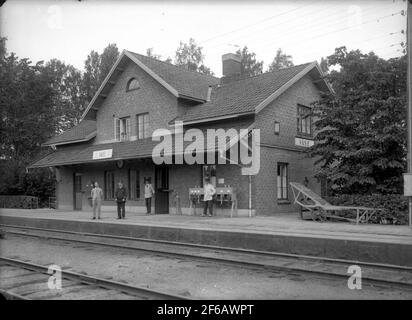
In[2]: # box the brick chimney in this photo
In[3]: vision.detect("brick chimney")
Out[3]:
[221,53,241,84]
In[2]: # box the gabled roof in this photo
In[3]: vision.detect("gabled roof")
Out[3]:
[175,62,328,124]
[128,51,220,101]
[42,120,96,146]
[81,50,220,120]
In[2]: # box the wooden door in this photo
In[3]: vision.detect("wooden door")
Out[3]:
[73,173,82,210]
[155,166,169,214]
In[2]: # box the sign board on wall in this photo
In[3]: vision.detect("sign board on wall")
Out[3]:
[295,137,314,148]
[92,149,113,160]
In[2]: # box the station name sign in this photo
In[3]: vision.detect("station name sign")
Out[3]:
[92,149,113,160]
[295,137,314,148]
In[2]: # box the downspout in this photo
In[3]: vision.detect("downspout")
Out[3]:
[248,175,252,217]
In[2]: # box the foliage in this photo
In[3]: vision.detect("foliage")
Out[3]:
[81,50,101,108]
[45,59,83,130]
[0,163,55,208]
[236,46,263,77]
[81,44,120,111]
[174,38,214,75]
[310,47,407,195]
[327,194,408,225]
[0,49,57,166]
[0,39,58,206]
[99,43,120,85]
[267,48,294,72]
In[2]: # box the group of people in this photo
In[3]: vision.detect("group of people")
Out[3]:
[89,176,217,219]
[90,179,155,220]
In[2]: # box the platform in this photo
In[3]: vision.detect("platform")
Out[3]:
[1,208,411,266]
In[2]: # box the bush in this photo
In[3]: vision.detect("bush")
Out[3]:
[0,166,55,208]
[327,194,408,225]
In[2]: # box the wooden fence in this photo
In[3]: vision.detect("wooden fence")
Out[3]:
[0,195,39,209]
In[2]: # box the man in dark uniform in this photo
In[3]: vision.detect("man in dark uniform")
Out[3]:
[115,181,127,219]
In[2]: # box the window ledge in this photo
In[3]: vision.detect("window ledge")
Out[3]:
[126,88,140,93]
[277,200,291,205]
[296,134,313,139]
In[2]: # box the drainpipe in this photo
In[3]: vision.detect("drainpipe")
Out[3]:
[248,175,252,217]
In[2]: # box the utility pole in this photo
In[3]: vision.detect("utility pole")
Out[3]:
[407,0,412,227]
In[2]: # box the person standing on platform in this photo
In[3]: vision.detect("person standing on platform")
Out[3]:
[202,178,216,217]
[91,181,103,220]
[115,181,127,219]
[144,178,155,214]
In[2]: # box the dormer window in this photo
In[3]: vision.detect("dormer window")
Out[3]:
[126,78,140,92]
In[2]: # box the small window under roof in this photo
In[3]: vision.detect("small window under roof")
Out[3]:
[126,78,140,92]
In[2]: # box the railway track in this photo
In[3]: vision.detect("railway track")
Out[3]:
[1,224,412,291]
[0,256,189,300]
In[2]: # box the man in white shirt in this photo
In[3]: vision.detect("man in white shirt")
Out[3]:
[202,178,216,217]
[91,181,103,220]
[144,178,155,214]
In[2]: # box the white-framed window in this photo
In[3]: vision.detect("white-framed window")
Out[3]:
[297,105,312,136]
[126,78,140,92]
[114,116,130,141]
[137,113,149,140]
[277,163,288,200]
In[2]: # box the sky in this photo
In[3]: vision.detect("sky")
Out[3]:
[0,0,408,77]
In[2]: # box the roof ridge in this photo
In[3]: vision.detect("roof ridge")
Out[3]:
[126,50,219,81]
[218,62,314,87]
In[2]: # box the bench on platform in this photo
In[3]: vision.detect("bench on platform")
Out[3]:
[289,182,382,224]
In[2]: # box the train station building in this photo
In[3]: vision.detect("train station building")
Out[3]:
[29,50,332,216]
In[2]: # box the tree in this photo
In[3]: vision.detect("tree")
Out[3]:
[0,40,58,199]
[99,43,119,85]
[81,44,120,110]
[0,37,6,58]
[236,46,263,77]
[81,50,100,108]
[267,48,294,72]
[310,46,407,195]
[45,59,83,130]
[174,38,214,75]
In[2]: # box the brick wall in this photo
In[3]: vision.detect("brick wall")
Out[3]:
[56,160,155,212]
[254,74,322,215]
[255,75,320,147]
[95,60,178,144]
